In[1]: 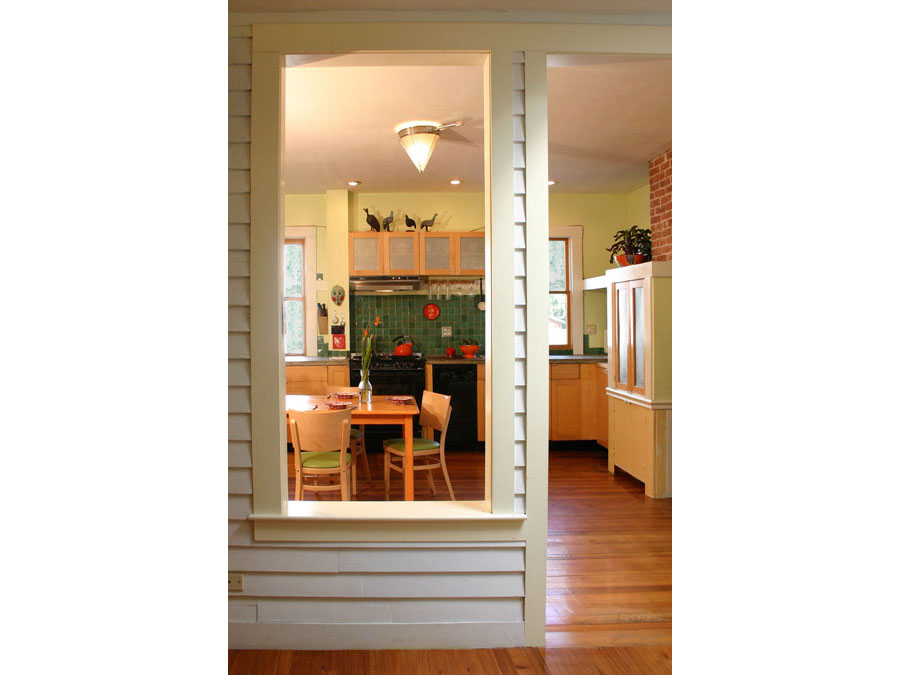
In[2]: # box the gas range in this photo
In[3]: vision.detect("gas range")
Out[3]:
[349,353,425,371]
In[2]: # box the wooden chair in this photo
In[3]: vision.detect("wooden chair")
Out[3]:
[287,407,353,501]
[383,390,455,501]
[324,384,371,493]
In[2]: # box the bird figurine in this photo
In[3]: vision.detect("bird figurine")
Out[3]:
[404,214,417,231]
[382,211,394,232]
[363,208,380,232]
[420,213,437,231]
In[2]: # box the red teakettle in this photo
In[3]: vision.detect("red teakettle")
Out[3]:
[392,335,414,356]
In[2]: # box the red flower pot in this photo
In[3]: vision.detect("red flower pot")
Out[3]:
[615,254,647,267]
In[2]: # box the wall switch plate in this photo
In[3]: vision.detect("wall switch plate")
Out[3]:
[586,323,597,335]
[441,326,452,338]
[228,573,243,592]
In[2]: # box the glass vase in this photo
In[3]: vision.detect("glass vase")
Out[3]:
[358,373,372,404]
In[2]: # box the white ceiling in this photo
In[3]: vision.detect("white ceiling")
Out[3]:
[283,52,670,194]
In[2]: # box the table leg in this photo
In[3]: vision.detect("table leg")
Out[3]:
[403,415,414,501]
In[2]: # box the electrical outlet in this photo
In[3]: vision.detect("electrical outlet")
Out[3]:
[228,573,243,592]
[586,323,597,335]
[441,326,452,338]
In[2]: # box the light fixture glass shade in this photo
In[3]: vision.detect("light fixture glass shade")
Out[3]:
[397,123,440,173]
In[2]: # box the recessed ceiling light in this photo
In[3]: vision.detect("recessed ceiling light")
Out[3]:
[548,180,556,186]
[347,180,361,186]
[449,179,461,185]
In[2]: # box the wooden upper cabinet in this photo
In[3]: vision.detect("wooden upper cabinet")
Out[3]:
[384,232,419,275]
[457,232,485,275]
[420,232,457,275]
[349,232,385,276]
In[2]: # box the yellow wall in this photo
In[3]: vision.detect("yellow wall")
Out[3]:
[348,192,486,232]
[626,183,651,231]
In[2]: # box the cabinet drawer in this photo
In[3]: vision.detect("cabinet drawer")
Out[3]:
[550,363,580,380]
[286,365,327,382]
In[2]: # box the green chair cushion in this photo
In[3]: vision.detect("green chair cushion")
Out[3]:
[300,451,353,469]
[349,428,362,439]
[383,437,440,452]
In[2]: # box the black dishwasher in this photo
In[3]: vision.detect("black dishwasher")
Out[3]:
[432,363,480,451]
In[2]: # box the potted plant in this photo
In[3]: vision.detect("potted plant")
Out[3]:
[606,226,652,266]
[459,339,480,358]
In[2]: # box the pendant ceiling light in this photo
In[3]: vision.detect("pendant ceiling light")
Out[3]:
[395,120,462,174]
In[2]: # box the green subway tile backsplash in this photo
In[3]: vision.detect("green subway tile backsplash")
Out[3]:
[349,294,485,356]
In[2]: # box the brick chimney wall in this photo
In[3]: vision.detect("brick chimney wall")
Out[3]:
[649,149,672,261]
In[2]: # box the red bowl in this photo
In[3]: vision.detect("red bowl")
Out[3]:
[614,254,646,267]
[459,344,480,358]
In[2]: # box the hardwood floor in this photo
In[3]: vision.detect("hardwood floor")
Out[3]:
[546,445,672,649]
[234,444,672,672]
[287,449,486,501]
[228,645,672,674]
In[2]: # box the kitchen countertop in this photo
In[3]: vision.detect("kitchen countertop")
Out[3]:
[285,356,349,365]
[426,357,485,364]
[550,355,608,364]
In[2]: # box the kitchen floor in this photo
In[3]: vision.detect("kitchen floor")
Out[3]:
[288,450,485,501]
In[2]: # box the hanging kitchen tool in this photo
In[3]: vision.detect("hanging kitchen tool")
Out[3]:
[476,278,486,311]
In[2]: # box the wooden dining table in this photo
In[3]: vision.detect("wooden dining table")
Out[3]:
[286,394,421,501]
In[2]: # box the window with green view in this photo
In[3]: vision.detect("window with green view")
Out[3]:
[284,240,305,355]
[549,238,570,348]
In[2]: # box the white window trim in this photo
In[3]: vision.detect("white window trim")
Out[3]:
[550,226,583,355]
[285,226,318,357]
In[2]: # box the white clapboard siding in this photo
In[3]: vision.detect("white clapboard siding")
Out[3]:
[228,193,250,223]
[228,307,250,333]
[228,386,251,413]
[229,91,251,116]
[228,358,250,384]
[228,223,250,250]
[514,442,526,468]
[248,597,524,624]
[228,144,250,170]
[229,495,252,519]
[228,332,250,358]
[228,468,253,495]
[228,37,251,64]
[228,250,250,277]
[228,278,250,306]
[228,414,250,441]
[512,54,528,516]
[229,546,524,573]
[229,600,257,623]
[228,621,525,650]
[238,572,524,599]
[229,441,252,468]
[514,467,526,495]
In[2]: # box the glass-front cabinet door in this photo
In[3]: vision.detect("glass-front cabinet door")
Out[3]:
[457,232,485,275]
[611,278,647,395]
[419,232,457,275]
[349,232,384,276]
[384,232,419,275]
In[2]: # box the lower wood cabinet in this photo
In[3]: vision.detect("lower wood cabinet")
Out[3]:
[549,363,600,441]
[285,364,349,395]
[596,364,609,447]
[608,393,671,498]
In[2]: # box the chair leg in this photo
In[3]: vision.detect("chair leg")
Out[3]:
[352,454,357,496]
[341,468,349,501]
[425,466,437,496]
[440,456,455,501]
[296,470,303,501]
[384,451,391,501]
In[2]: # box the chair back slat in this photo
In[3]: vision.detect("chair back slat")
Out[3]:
[287,408,352,453]
[420,390,451,433]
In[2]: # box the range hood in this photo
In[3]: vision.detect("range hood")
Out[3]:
[349,276,423,292]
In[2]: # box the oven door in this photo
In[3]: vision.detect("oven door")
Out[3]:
[350,367,426,448]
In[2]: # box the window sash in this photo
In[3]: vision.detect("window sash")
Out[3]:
[549,238,571,348]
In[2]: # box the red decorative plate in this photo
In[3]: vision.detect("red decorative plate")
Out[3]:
[423,303,440,320]
[324,401,352,410]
